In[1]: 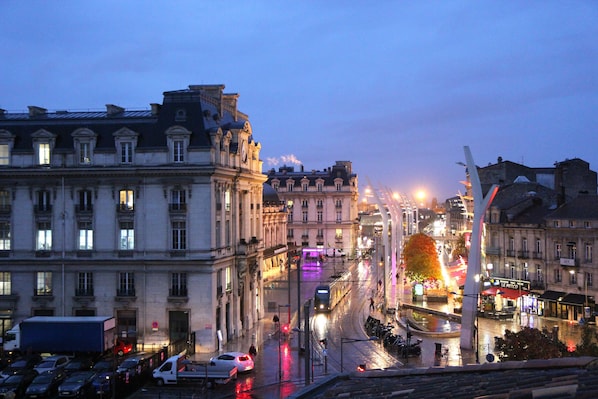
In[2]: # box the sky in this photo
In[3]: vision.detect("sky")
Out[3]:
[1,1,597,203]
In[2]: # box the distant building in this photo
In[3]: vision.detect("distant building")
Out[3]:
[265,162,359,259]
[0,85,266,353]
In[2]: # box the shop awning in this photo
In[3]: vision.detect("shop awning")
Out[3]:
[538,290,567,301]
[560,293,592,306]
[481,286,524,300]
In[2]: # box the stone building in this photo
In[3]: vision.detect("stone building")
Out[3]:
[265,162,359,260]
[0,84,266,353]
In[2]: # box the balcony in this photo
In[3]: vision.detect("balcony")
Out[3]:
[116,204,134,213]
[32,289,54,303]
[0,204,11,215]
[506,250,516,257]
[115,288,136,303]
[74,288,95,304]
[34,204,53,214]
[75,204,93,214]
[533,251,543,259]
[559,257,579,268]
[518,250,529,259]
[169,203,187,213]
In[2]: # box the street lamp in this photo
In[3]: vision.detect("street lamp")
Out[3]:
[340,336,377,372]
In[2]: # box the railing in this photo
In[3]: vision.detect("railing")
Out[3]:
[169,287,188,297]
[116,288,136,297]
[75,288,94,297]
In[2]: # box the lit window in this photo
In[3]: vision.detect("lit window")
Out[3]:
[36,271,52,295]
[0,144,9,165]
[36,222,52,250]
[0,272,11,295]
[225,267,232,291]
[225,190,231,212]
[78,222,93,250]
[37,143,50,165]
[119,190,134,211]
[119,222,134,250]
[0,222,10,250]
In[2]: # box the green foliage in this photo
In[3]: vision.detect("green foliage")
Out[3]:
[494,327,569,361]
[403,233,442,281]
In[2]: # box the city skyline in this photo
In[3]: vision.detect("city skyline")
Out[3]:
[1,1,597,201]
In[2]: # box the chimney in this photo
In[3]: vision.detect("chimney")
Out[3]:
[106,104,125,116]
[150,103,161,116]
[28,106,47,117]
[222,93,239,120]
[189,84,225,117]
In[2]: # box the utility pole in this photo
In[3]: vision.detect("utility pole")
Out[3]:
[304,299,311,385]
[297,258,301,352]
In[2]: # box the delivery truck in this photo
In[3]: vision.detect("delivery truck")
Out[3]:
[152,354,237,387]
[3,316,118,355]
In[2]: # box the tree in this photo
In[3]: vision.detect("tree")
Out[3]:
[403,233,442,281]
[574,324,598,356]
[494,327,569,361]
[451,234,468,261]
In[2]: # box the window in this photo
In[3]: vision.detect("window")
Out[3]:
[119,189,134,211]
[569,220,575,228]
[317,183,323,192]
[215,220,221,248]
[302,183,308,191]
[554,268,562,283]
[567,242,577,259]
[569,272,577,285]
[317,211,323,223]
[585,221,591,228]
[316,199,323,208]
[336,183,342,191]
[36,222,52,250]
[38,143,50,165]
[225,220,231,246]
[225,267,232,291]
[119,222,134,250]
[78,222,93,250]
[173,140,184,163]
[535,239,541,257]
[175,109,187,122]
[36,271,52,295]
[302,211,308,223]
[170,273,187,296]
[172,221,186,250]
[555,243,562,259]
[587,273,593,288]
[170,189,186,211]
[553,220,560,228]
[121,142,133,164]
[335,199,342,208]
[287,183,293,192]
[118,272,135,296]
[0,222,10,250]
[335,229,342,240]
[522,263,529,280]
[78,190,93,212]
[336,211,342,223]
[287,229,294,238]
[510,266,516,279]
[536,266,544,283]
[225,190,231,212]
[317,229,324,238]
[76,272,93,296]
[37,190,51,212]
[0,144,9,165]
[79,142,91,164]
[0,272,11,295]
[287,212,293,223]
[585,244,593,263]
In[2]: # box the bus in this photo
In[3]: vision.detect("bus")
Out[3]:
[314,271,351,313]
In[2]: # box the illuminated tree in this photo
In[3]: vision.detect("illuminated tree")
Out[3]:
[403,233,442,282]
[451,234,468,261]
[494,327,568,361]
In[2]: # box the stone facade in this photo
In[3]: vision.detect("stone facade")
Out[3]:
[0,85,266,353]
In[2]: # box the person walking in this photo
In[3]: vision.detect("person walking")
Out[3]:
[370,296,375,311]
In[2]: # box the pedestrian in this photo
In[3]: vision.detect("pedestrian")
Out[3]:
[249,344,257,358]
[370,297,375,311]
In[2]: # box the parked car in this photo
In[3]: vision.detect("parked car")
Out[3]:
[0,355,43,381]
[91,370,115,398]
[0,369,38,398]
[91,359,114,373]
[210,351,254,373]
[114,339,133,356]
[34,355,70,374]
[63,357,93,375]
[57,371,96,398]
[24,368,67,398]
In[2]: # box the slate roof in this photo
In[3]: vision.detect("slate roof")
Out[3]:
[290,357,598,399]
[546,194,598,220]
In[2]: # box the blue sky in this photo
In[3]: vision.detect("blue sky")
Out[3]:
[1,1,597,202]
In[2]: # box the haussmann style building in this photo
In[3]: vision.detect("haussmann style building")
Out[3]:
[0,84,268,353]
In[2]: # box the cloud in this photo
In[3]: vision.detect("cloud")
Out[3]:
[267,154,302,167]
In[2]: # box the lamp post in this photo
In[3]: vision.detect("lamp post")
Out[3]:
[340,336,378,372]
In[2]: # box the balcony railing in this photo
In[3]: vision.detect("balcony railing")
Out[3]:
[169,287,188,297]
[75,204,93,213]
[518,250,529,259]
[75,288,94,297]
[533,251,543,259]
[506,250,516,257]
[116,204,134,213]
[169,203,187,212]
[116,288,136,297]
[34,204,53,213]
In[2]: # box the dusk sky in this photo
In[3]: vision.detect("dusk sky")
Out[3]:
[2,1,597,203]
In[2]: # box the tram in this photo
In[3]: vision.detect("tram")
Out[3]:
[314,271,351,313]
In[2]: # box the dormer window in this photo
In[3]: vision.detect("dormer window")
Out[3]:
[31,128,56,166]
[165,126,191,164]
[113,127,139,165]
[0,130,14,166]
[72,128,97,166]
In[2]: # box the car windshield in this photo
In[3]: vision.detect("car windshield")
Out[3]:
[120,360,137,368]
[32,374,54,383]
[36,361,55,368]
[4,374,24,383]
[93,361,111,370]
